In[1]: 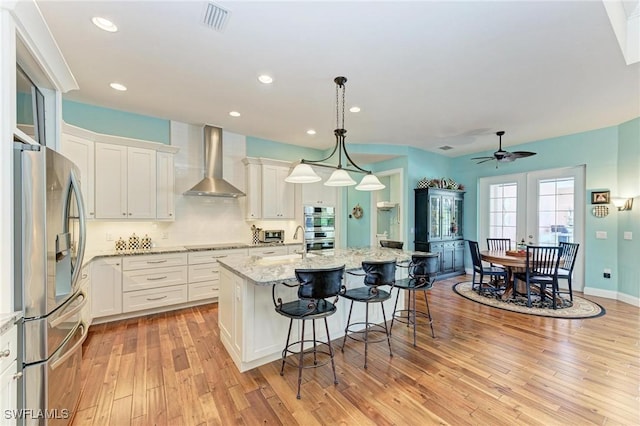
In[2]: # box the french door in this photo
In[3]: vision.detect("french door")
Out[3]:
[479,166,585,292]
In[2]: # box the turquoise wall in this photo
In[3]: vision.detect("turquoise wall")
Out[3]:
[62,100,170,144]
[64,99,638,302]
[616,118,640,298]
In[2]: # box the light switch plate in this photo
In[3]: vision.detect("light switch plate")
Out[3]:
[624,232,632,240]
[596,231,607,239]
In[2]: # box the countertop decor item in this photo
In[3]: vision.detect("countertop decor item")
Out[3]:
[115,237,127,251]
[128,233,140,250]
[285,77,385,191]
[140,234,152,250]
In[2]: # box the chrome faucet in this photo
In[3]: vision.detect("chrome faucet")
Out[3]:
[293,225,307,259]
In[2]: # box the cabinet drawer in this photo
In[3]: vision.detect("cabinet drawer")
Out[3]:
[249,246,288,257]
[123,285,188,313]
[0,325,17,373]
[123,266,188,291]
[188,249,248,265]
[188,281,220,302]
[123,253,187,270]
[189,264,220,283]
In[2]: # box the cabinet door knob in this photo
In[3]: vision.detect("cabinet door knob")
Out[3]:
[13,372,23,380]
[0,349,10,358]
[128,213,132,216]
[122,213,126,216]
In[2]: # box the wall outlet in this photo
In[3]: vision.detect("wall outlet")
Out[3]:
[603,272,611,279]
[106,233,113,241]
[161,232,169,239]
[624,232,632,240]
[595,231,607,239]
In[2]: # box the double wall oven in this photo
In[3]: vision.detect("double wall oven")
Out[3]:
[303,206,335,251]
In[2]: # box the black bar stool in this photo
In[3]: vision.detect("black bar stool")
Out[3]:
[272,265,345,399]
[391,253,439,346]
[340,260,396,369]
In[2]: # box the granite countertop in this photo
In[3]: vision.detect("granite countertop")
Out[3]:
[217,247,432,286]
[84,241,303,263]
[0,311,22,335]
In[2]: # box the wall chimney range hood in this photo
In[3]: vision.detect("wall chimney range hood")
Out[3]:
[184,125,245,198]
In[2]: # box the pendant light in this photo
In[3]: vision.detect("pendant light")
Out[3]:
[285,76,385,191]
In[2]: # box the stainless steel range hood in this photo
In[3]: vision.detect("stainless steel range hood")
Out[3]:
[184,125,245,198]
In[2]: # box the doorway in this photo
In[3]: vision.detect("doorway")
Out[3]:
[370,168,405,248]
[478,165,585,291]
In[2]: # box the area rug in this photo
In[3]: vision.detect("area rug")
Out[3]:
[452,281,605,319]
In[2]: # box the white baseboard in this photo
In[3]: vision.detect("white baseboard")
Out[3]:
[583,287,640,307]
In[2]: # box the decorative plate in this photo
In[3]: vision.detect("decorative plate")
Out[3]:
[352,204,364,219]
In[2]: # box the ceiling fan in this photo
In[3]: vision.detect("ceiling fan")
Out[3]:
[471,131,536,165]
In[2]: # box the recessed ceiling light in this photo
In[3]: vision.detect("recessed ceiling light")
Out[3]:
[92,17,118,32]
[229,111,241,117]
[349,106,361,113]
[306,129,316,135]
[109,82,127,91]
[258,75,273,84]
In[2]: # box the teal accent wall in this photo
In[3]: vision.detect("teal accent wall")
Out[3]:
[246,136,323,161]
[62,100,170,144]
[449,124,635,299]
[616,118,640,299]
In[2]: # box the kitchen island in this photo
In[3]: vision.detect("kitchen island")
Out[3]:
[217,247,419,372]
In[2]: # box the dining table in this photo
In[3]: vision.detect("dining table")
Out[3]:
[480,250,563,304]
[479,250,528,300]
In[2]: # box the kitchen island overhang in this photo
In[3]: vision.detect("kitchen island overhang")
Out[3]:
[217,247,432,372]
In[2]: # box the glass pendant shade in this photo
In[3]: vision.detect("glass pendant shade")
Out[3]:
[355,173,386,191]
[284,163,322,183]
[324,169,356,186]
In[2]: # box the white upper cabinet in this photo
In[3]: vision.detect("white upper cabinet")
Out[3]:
[300,167,337,207]
[60,133,95,218]
[243,158,295,220]
[262,164,295,219]
[95,143,157,219]
[95,143,128,219]
[156,151,175,220]
[127,147,157,218]
[245,162,262,220]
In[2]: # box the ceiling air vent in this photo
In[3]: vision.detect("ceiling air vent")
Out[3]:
[203,2,231,32]
[438,145,454,151]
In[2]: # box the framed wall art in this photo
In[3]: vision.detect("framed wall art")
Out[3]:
[591,190,610,204]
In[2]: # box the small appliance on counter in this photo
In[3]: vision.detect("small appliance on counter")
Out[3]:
[258,229,285,244]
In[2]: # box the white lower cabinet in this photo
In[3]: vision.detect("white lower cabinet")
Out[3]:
[0,324,19,426]
[187,249,248,302]
[122,253,188,313]
[248,245,288,257]
[91,257,123,318]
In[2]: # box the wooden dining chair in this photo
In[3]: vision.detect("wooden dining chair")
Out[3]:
[486,238,512,252]
[558,242,579,301]
[468,240,508,293]
[513,245,563,309]
[485,238,511,286]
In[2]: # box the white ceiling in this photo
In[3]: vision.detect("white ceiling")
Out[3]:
[37,0,640,157]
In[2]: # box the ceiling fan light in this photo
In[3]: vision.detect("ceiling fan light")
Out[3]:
[324,169,356,186]
[355,174,385,191]
[285,163,322,183]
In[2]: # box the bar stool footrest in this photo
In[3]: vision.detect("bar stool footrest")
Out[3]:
[344,322,389,344]
[281,338,334,370]
[392,309,432,326]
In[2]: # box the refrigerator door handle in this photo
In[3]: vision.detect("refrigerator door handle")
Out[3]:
[69,169,87,291]
[50,322,87,371]
[49,290,86,329]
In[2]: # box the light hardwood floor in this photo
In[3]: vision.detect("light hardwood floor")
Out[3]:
[72,274,640,425]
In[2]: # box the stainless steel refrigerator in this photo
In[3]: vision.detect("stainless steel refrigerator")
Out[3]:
[13,141,87,425]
